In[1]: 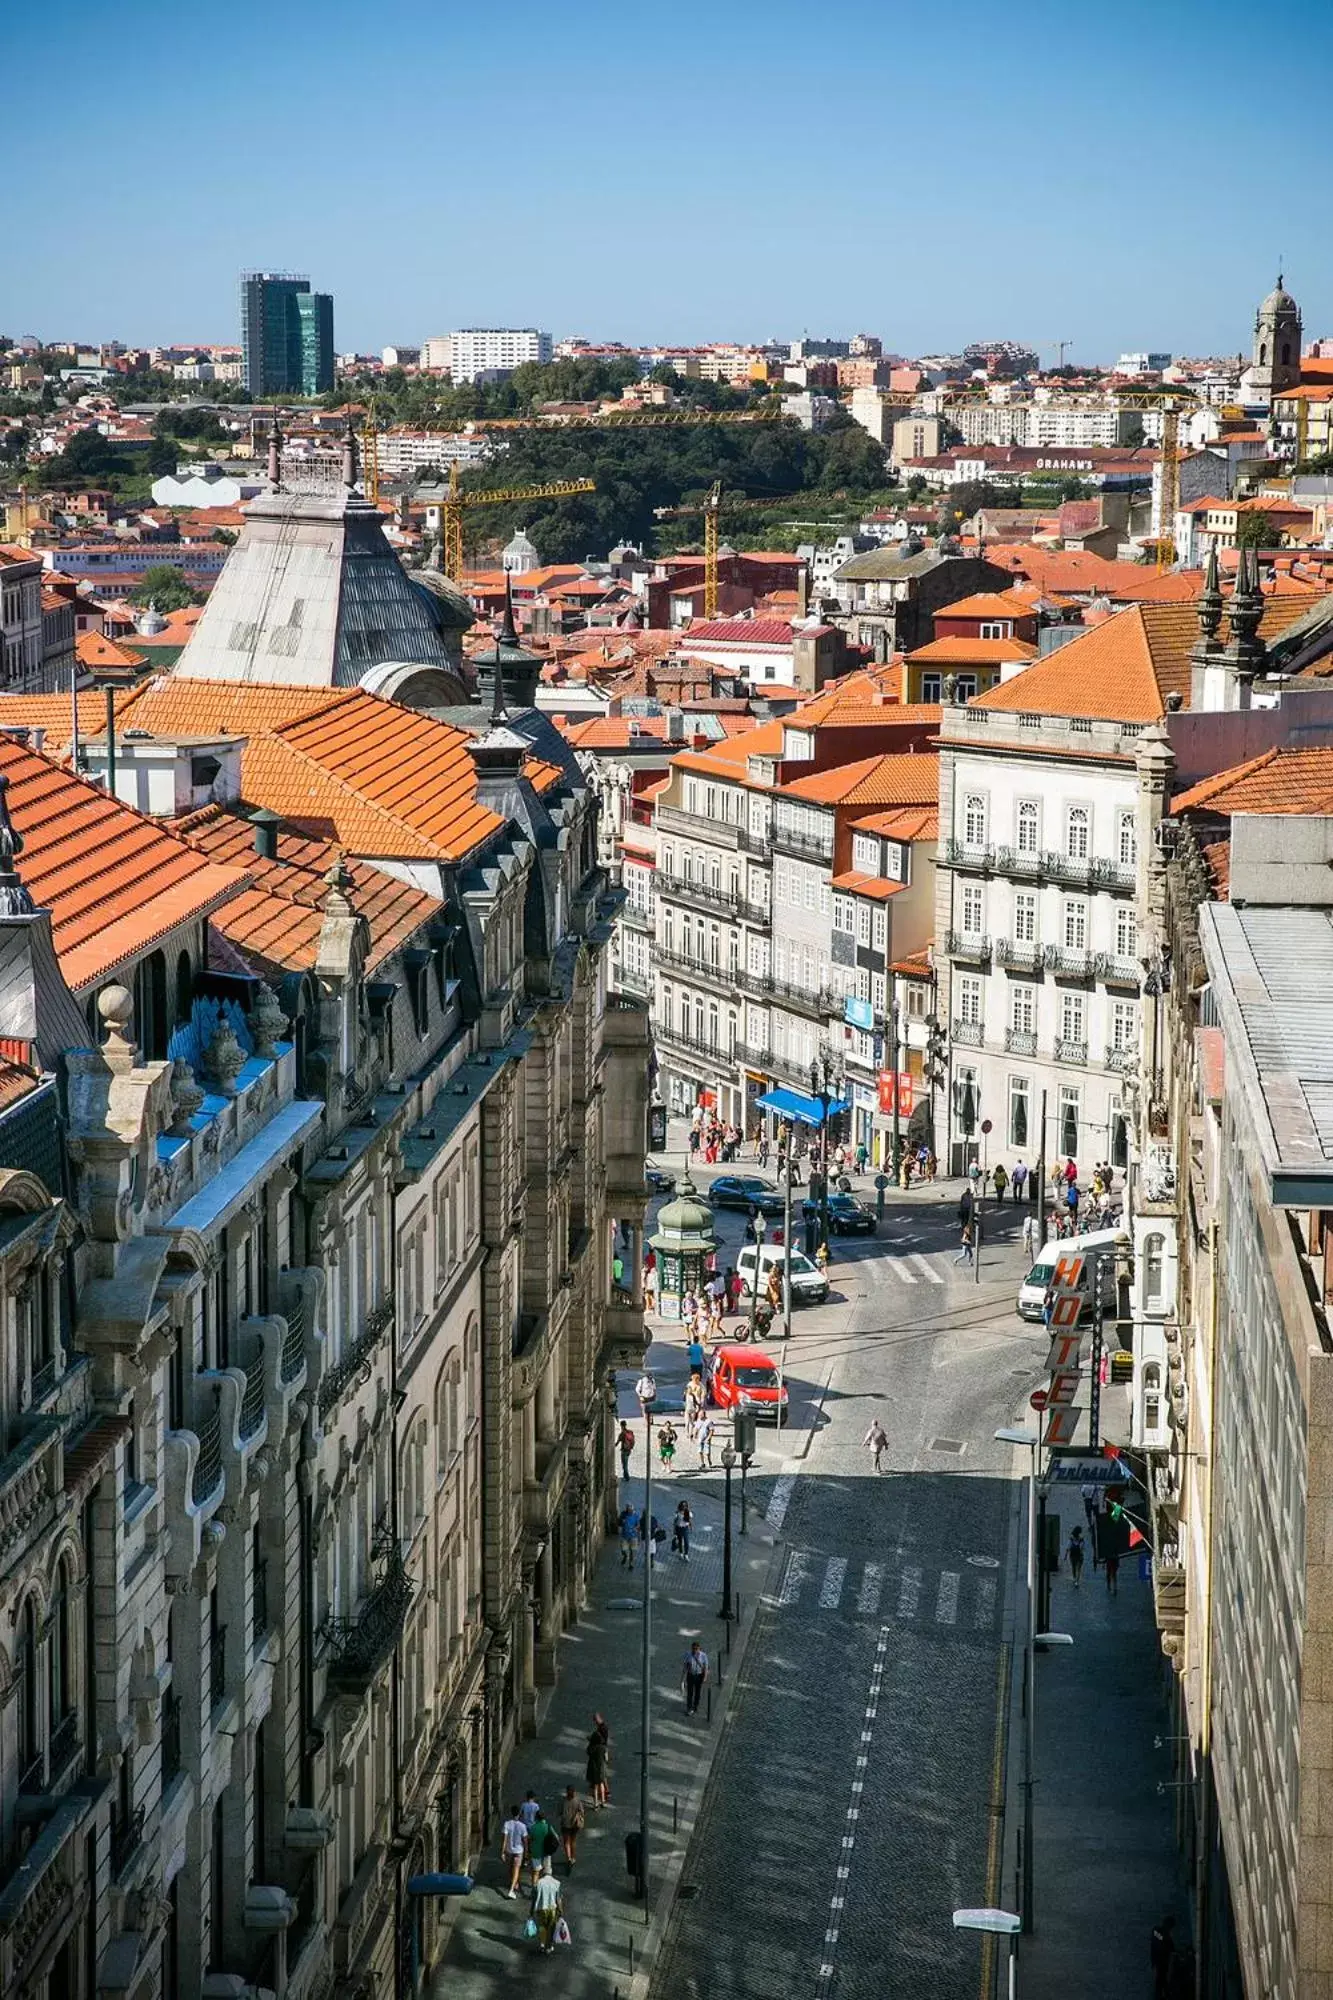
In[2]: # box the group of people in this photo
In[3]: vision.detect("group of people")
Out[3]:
[688,1112,743,1165]
[615,1494,697,1565]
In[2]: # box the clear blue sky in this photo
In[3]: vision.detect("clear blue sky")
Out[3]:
[11,0,1333,361]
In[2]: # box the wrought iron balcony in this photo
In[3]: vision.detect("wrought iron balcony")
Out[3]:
[614,966,652,999]
[1094,952,1142,987]
[1005,1028,1037,1055]
[619,902,653,932]
[1041,849,1094,888]
[950,1018,984,1047]
[993,938,1042,972]
[735,1040,773,1071]
[1044,945,1092,979]
[280,1291,307,1385]
[653,1019,726,1064]
[657,872,746,918]
[318,1294,394,1422]
[941,837,994,871]
[993,844,1042,879]
[1090,858,1136,892]
[656,946,739,993]
[1055,1038,1088,1065]
[764,975,838,1020]
[324,1550,414,1690]
[771,821,834,863]
[239,1349,267,1441]
[944,929,991,964]
[736,824,772,858]
[192,1411,222,1506]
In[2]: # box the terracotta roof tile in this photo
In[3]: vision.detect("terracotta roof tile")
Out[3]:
[849,805,939,842]
[75,631,147,674]
[679,618,795,647]
[906,637,1038,664]
[785,751,939,809]
[968,604,1204,723]
[930,591,1038,620]
[1172,745,1333,818]
[0,1059,41,1110]
[0,736,245,992]
[829,869,906,900]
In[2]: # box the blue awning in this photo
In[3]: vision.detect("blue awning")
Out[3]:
[756,1087,851,1127]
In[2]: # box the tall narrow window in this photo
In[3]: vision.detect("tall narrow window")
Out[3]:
[964,793,988,846]
[1059,1087,1080,1157]
[1117,810,1137,868]
[1066,806,1090,859]
[1009,1077,1030,1148]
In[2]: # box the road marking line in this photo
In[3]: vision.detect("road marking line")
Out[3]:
[819,1557,847,1609]
[910,1253,946,1283]
[892,1259,918,1284]
[898,1566,921,1618]
[857,1562,883,1614]
[815,1625,892,2000]
[935,1572,960,1625]
[777,1549,810,1607]
[974,1576,997,1629]
[980,1642,1012,1999]
[767,1471,795,1531]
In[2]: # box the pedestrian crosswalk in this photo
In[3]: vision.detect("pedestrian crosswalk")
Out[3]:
[837,1241,952,1289]
[771,1550,1001,1630]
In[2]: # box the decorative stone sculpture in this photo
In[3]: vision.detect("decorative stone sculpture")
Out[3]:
[249,982,289,1060]
[205,1017,246,1097]
[170,1059,205,1135]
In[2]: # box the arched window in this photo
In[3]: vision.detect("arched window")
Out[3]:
[1016,801,1039,854]
[49,1559,72,1727]
[1259,342,1268,366]
[1066,806,1090,860]
[1143,1361,1161,1432]
[1144,1233,1165,1308]
[1280,342,1291,367]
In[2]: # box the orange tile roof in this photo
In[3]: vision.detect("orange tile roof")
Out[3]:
[931,591,1039,620]
[849,805,939,842]
[969,606,1180,723]
[785,751,939,809]
[75,631,147,674]
[176,805,442,974]
[0,735,245,992]
[670,718,788,782]
[906,637,1038,665]
[0,692,130,746]
[0,1058,41,1111]
[1171,745,1333,817]
[558,716,674,750]
[829,868,906,901]
[891,947,934,978]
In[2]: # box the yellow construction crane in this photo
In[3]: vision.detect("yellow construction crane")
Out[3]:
[438,463,597,579]
[703,481,722,617]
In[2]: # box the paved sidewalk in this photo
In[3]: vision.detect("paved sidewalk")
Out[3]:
[438,1468,779,1998]
[993,1509,1189,1997]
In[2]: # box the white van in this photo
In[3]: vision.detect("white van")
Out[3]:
[1017,1228,1122,1322]
[737,1243,829,1306]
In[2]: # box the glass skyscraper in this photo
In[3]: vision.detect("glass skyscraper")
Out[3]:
[241,273,335,396]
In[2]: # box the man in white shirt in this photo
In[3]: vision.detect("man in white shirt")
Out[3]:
[863,1416,889,1473]
[500,1803,529,1898]
[681,1639,709,1713]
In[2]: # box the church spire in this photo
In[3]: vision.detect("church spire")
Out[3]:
[1197,544,1223,641]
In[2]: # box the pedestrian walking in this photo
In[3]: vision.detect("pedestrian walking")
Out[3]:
[1105,1551,1121,1596]
[1081,1480,1099,1531]
[617,1421,635,1481]
[500,1803,529,1897]
[697,1414,715,1469]
[559,1786,585,1867]
[684,1378,703,1440]
[992,1162,1008,1203]
[618,1505,639,1568]
[686,1334,706,1379]
[658,1420,677,1471]
[528,1808,559,1884]
[672,1498,693,1559]
[1012,1161,1027,1203]
[1150,1915,1176,1999]
[1066,1525,1085,1587]
[644,1262,658,1313]
[958,1187,974,1230]
[954,1219,975,1265]
[863,1415,889,1473]
[681,1640,709,1714]
[518,1790,542,1833]
[1022,1210,1040,1259]
[585,1716,610,1807]
[530,1868,564,1953]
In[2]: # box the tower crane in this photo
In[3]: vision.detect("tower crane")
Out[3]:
[438,463,596,579]
[703,482,722,617]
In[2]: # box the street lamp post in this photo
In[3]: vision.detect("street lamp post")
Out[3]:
[747,1209,767,1342]
[996,1426,1039,1933]
[953,1908,1021,2000]
[637,1369,657,1904]
[810,1052,840,1255]
[889,994,902,1176]
[719,1445,737,1621]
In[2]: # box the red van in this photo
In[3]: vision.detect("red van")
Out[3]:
[707,1344,789,1424]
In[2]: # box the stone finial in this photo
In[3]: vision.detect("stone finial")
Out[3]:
[1197,544,1223,642]
[0,775,33,918]
[267,415,284,490]
[170,1058,205,1134]
[98,983,137,1068]
[205,1016,246,1096]
[249,981,289,1059]
[342,424,359,492]
[322,854,357,918]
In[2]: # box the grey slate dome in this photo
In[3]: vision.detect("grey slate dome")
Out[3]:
[474,578,543,711]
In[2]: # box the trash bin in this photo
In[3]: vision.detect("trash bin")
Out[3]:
[625,1830,643,1889]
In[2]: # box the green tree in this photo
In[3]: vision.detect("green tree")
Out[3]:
[1121,416,1146,449]
[1236,510,1274,548]
[129,564,199,612]
[146,439,178,478]
[39,426,128,487]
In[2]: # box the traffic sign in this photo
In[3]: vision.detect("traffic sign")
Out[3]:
[1029,1388,1048,1412]
[981,1118,993,1134]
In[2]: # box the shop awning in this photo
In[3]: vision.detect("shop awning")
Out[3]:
[756,1087,851,1127]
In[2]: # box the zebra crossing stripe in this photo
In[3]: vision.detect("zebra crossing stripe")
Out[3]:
[891,1259,918,1284]
[857,1562,883,1614]
[819,1557,848,1609]
[974,1576,997,1629]
[908,1254,945,1284]
[766,1472,794,1532]
[778,1549,811,1607]
[898,1566,921,1618]
[935,1573,960,1625]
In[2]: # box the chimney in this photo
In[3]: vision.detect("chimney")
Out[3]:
[251,807,282,861]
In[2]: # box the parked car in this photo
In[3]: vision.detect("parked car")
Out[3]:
[736,1243,829,1306]
[645,1160,676,1196]
[709,1175,785,1215]
[827,1193,876,1236]
[707,1343,789,1423]
[1016,1226,1122,1322]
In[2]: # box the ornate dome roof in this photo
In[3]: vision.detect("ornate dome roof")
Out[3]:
[1260,275,1298,316]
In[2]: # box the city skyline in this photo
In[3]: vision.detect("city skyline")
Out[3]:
[9,0,1333,357]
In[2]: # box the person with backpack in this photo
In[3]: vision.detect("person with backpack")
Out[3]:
[618,1421,635,1481]
[527,1807,560,1884]
[618,1505,639,1569]
[1066,1525,1086,1587]
[992,1162,1008,1203]
[672,1498,693,1559]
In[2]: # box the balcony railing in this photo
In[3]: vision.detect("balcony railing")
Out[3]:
[771,821,834,863]
[657,872,745,917]
[1005,1028,1037,1055]
[735,1040,773,1071]
[192,1411,222,1506]
[614,966,652,998]
[318,1294,394,1422]
[1105,1044,1137,1072]
[1041,849,1094,888]
[1055,1038,1088,1065]
[656,802,739,847]
[944,929,991,964]
[993,844,1042,879]
[620,901,653,932]
[993,938,1042,972]
[280,1291,307,1385]
[1044,945,1092,979]
[941,837,994,871]
[1091,857,1136,892]
[656,946,739,992]
[324,1550,414,1690]
[736,824,772,858]
[1095,952,1142,986]
[209,1622,227,1712]
[239,1349,267,1440]
[764,976,838,1021]
[951,1018,984,1047]
[110,1806,145,1881]
[653,1019,729,1065]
